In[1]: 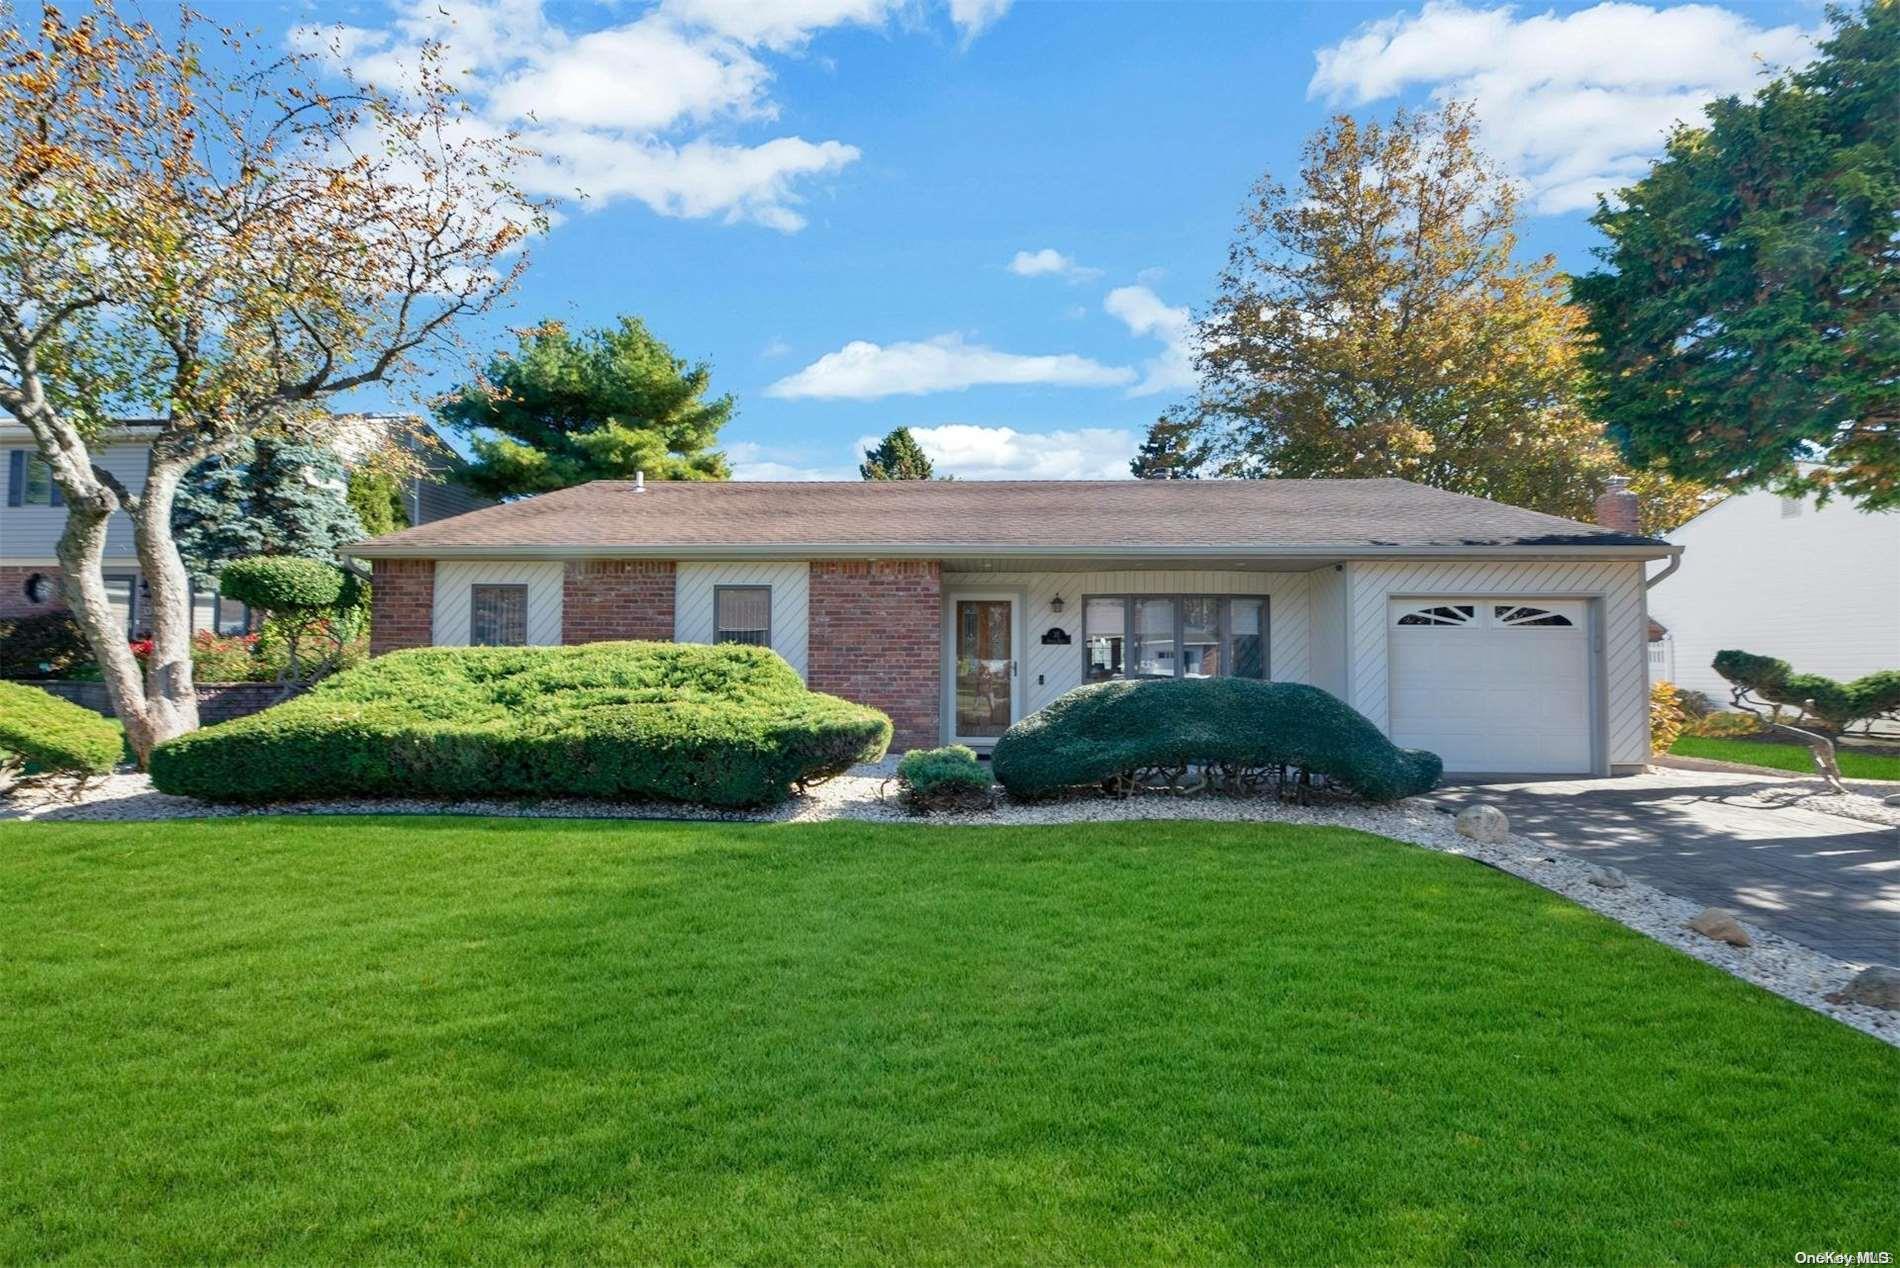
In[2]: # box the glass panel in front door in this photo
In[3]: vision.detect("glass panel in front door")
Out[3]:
[955,600,1013,738]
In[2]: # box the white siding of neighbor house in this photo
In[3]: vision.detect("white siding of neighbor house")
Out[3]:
[0,440,150,564]
[1343,559,1651,768]
[432,560,564,646]
[943,569,1312,715]
[674,562,810,679]
[1650,488,1900,708]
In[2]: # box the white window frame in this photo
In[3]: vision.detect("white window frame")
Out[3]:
[713,584,772,647]
[1081,593,1270,683]
[469,583,530,647]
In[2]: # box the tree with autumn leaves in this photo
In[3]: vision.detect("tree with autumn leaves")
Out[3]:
[1141,104,1705,534]
[0,5,543,762]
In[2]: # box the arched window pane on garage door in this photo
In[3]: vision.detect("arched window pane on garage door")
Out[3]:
[1394,604,1475,626]
[1494,604,1574,627]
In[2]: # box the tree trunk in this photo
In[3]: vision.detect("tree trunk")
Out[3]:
[126,452,201,761]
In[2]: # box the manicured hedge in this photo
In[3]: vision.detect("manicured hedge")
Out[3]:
[991,678,1442,802]
[0,681,124,777]
[216,556,364,613]
[149,641,892,808]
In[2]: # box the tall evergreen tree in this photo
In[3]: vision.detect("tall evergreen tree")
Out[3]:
[1176,103,1706,531]
[439,317,732,498]
[860,427,937,480]
[173,440,365,582]
[1574,0,1898,510]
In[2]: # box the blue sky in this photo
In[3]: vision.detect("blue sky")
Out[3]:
[218,0,1821,479]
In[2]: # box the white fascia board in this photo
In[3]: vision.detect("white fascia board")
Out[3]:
[346,541,1680,563]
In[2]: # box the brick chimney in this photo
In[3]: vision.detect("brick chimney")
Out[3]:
[1594,475,1640,534]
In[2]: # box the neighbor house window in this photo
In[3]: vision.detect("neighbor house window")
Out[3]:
[6,451,61,507]
[715,586,771,647]
[469,584,528,646]
[190,584,252,636]
[1082,595,1268,682]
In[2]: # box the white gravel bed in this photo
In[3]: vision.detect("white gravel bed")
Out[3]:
[5,763,1894,1047]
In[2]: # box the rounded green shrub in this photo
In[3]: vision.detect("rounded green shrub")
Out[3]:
[216,555,363,613]
[0,681,124,777]
[1713,649,1900,731]
[991,678,1441,803]
[895,745,992,812]
[149,641,892,808]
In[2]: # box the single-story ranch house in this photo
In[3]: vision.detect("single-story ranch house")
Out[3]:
[347,478,1678,777]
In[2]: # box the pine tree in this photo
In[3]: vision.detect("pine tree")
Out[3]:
[859,427,937,480]
[173,439,365,581]
[1129,413,1206,478]
[439,317,732,498]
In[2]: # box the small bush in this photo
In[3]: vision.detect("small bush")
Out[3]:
[0,681,123,777]
[0,612,92,679]
[1649,681,1685,753]
[991,678,1441,803]
[895,745,992,813]
[1712,650,1900,732]
[217,556,363,612]
[1682,710,1763,739]
[150,641,891,808]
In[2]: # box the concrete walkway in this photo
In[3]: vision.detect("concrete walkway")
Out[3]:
[1431,771,1899,965]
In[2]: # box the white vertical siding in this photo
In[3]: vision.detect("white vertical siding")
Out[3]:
[0,440,151,563]
[674,562,810,679]
[943,569,1312,715]
[1344,560,1651,768]
[1307,565,1348,698]
[432,561,564,646]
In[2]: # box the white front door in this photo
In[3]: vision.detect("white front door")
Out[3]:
[945,593,1022,747]
[1387,599,1595,775]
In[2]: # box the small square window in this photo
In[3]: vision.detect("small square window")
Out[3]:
[469,584,528,646]
[715,586,771,647]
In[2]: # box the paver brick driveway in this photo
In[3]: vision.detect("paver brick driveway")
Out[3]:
[1430,770,1899,965]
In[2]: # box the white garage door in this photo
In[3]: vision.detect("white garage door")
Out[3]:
[1388,599,1594,775]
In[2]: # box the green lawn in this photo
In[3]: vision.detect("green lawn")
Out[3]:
[1671,734,1900,781]
[2,818,1894,1265]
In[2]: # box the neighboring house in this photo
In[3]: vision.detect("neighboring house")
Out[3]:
[0,416,490,636]
[347,477,1676,777]
[1649,486,1900,710]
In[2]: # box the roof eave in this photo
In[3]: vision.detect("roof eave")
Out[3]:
[346,541,1680,563]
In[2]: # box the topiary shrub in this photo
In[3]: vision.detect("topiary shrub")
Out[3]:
[0,612,92,679]
[0,681,124,779]
[894,745,993,813]
[991,678,1441,803]
[149,641,891,808]
[1712,650,1900,733]
[215,556,368,689]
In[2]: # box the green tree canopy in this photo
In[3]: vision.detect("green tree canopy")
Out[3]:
[1129,413,1207,479]
[1574,1,1898,510]
[860,427,937,480]
[439,318,733,498]
[173,439,365,582]
[1157,103,1706,533]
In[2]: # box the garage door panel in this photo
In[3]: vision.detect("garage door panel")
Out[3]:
[1388,599,1593,774]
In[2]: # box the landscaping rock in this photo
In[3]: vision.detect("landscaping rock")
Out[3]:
[1688,907,1752,947]
[1829,966,1900,1010]
[1454,803,1510,844]
[1587,866,1630,890]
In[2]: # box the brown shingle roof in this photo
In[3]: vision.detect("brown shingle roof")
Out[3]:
[347,478,1673,559]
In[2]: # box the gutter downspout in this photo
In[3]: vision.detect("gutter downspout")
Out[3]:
[1645,552,1682,590]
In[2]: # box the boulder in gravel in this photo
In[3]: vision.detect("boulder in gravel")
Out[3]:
[1454,804,1510,844]
[1687,907,1751,947]
[1587,867,1630,890]
[1829,966,1900,1010]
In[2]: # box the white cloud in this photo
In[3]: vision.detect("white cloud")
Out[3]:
[1007,248,1103,282]
[862,424,1138,480]
[765,333,1136,399]
[948,0,1014,41]
[727,440,856,480]
[305,0,1012,231]
[1104,285,1197,397]
[1309,1,1819,212]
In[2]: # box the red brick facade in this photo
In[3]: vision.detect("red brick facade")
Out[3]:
[562,560,675,643]
[0,565,66,620]
[369,558,435,655]
[807,560,942,752]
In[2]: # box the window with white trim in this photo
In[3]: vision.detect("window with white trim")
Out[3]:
[1083,595,1267,682]
[469,584,528,646]
[715,585,771,647]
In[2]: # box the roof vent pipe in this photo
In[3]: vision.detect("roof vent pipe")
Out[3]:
[634,470,645,493]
